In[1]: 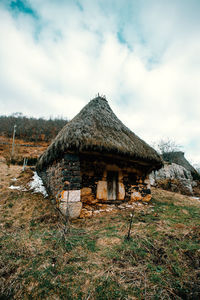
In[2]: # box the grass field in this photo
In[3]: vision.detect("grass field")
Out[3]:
[0,162,200,299]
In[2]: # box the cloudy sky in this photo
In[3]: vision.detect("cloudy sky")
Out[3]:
[0,0,199,163]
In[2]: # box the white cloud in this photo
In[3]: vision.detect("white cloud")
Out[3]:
[0,0,199,163]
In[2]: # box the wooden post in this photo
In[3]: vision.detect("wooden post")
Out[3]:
[22,158,28,171]
[12,125,17,157]
[126,211,134,241]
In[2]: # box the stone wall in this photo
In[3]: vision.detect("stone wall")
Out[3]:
[38,153,82,219]
[80,154,152,207]
[80,154,104,206]
[38,159,65,197]
[39,153,153,219]
[123,173,151,202]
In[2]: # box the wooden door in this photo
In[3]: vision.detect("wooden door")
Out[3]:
[107,171,118,200]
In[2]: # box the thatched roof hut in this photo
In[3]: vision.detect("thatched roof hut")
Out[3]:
[162,151,199,180]
[37,96,163,218]
[37,96,162,171]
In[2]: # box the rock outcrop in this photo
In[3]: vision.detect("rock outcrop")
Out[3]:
[150,163,195,195]
[162,152,200,180]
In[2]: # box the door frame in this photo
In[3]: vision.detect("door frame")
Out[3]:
[107,170,118,200]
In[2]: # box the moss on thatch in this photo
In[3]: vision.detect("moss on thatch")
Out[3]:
[162,151,200,180]
[37,97,162,171]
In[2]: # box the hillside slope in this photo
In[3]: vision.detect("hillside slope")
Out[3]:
[0,162,200,299]
[0,114,67,142]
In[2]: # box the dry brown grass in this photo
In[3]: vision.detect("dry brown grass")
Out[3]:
[0,136,49,162]
[0,161,22,190]
[0,162,200,299]
[152,187,200,207]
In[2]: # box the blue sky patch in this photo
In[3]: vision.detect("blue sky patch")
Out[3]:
[117,31,126,45]
[75,0,83,12]
[10,0,37,17]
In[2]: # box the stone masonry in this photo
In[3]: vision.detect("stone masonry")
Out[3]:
[39,153,82,219]
[39,153,153,219]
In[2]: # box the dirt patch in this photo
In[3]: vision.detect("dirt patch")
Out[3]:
[97,237,121,248]
[0,163,22,192]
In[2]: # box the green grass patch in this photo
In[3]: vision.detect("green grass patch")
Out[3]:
[1,188,200,299]
[93,277,129,300]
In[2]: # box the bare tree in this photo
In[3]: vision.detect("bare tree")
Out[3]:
[153,138,182,154]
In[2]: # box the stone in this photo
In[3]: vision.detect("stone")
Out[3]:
[82,195,97,204]
[79,209,93,218]
[130,191,143,202]
[118,182,125,200]
[59,201,82,219]
[144,178,151,189]
[70,183,81,189]
[150,163,194,195]
[81,187,92,196]
[142,194,152,202]
[99,204,108,210]
[83,204,93,210]
[96,181,107,200]
[61,190,81,202]
[81,187,97,204]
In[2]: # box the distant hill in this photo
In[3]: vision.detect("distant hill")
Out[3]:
[0,113,68,142]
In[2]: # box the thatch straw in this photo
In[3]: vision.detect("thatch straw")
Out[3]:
[37,97,162,170]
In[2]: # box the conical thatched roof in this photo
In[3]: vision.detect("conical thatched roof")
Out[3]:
[162,151,199,180]
[37,97,162,170]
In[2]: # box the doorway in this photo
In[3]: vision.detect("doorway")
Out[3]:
[107,171,118,200]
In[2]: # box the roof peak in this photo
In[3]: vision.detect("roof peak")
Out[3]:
[91,94,108,102]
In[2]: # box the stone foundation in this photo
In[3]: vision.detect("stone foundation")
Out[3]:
[38,152,153,219]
